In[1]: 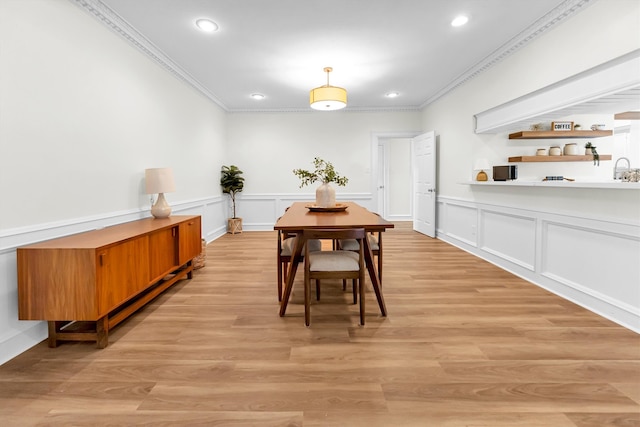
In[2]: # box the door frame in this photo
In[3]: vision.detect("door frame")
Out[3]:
[370,131,422,219]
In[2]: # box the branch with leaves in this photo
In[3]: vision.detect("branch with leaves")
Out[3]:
[293,157,349,188]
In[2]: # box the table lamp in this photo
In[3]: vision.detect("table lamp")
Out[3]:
[474,159,490,181]
[145,167,176,218]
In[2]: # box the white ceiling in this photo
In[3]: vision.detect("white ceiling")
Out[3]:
[76,0,594,112]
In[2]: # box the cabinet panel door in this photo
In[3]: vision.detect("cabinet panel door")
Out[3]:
[96,237,150,316]
[149,227,179,282]
[18,248,97,320]
[179,217,202,265]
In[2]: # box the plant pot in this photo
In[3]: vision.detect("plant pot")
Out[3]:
[227,217,242,234]
[315,183,336,208]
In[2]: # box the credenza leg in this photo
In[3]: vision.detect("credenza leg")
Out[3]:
[47,321,61,348]
[187,260,193,279]
[96,317,109,349]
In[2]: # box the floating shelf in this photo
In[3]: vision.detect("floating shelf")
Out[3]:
[508,155,612,163]
[463,181,640,189]
[508,130,613,139]
[614,111,640,120]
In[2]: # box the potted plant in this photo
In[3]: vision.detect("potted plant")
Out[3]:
[220,165,244,233]
[585,142,599,166]
[293,157,348,207]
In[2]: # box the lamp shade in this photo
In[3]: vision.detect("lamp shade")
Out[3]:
[145,167,176,194]
[310,86,347,111]
[310,67,347,111]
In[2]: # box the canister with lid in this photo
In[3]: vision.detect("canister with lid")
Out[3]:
[549,146,562,156]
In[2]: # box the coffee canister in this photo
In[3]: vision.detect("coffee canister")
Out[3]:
[563,143,578,155]
[536,148,548,156]
[549,146,562,156]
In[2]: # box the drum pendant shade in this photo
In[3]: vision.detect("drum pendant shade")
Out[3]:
[310,67,347,111]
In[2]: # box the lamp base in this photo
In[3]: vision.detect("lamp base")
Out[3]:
[476,170,488,181]
[151,193,172,218]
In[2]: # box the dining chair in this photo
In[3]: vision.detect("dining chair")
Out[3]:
[277,229,321,301]
[303,228,367,327]
[339,231,382,287]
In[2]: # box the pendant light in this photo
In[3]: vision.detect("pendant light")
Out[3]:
[309,67,347,111]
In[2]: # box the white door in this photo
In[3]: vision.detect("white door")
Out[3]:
[376,142,386,217]
[412,131,436,237]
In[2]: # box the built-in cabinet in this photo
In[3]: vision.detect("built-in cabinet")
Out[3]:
[17,215,201,348]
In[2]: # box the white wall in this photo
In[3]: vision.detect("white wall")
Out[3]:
[0,0,228,364]
[427,0,640,210]
[225,111,421,195]
[221,111,420,226]
[424,0,640,331]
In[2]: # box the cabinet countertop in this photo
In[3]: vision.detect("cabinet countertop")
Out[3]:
[462,181,640,189]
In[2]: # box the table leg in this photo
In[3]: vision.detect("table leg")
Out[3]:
[364,235,387,316]
[279,235,304,316]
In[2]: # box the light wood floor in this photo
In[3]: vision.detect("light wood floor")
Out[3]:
[1,222,639,426]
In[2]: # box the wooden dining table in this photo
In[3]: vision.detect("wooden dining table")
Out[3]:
[274,201,394,317]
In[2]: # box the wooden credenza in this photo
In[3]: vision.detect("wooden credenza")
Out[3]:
[17,215,202,348]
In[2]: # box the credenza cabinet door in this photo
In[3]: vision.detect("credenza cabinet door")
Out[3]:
[96,236,150,316]
[178,217,202,265]
[149,226,179,283]
[17,248,97,320]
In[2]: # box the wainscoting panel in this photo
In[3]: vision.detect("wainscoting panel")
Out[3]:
[542,221,640,308]
[481,210,536,271]
[442,201,478,247]
[236,193,375,232]
[234,197,278,231]
[436,200,446,235]
[437,196,640,333]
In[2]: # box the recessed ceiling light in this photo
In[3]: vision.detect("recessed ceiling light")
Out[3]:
[195,18,218,32]
[451,15,469,27]
[250,93,265,100]
[385,92,400,98]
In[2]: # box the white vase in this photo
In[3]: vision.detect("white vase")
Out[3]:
[315,182,336,208]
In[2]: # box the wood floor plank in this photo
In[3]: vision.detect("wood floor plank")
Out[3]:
[303,411,578,427]
[382,382,639,412]
[139,382,388,412]
[33,411,303,427]
[565,412,640,427]
[0,221,638,426]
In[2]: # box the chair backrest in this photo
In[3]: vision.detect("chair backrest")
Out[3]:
[302,228,366,244]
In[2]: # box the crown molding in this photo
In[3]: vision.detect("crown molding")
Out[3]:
[420,0,598,108]
[69,0,229,111]
[71,0,596,113]
[226,105,423,114]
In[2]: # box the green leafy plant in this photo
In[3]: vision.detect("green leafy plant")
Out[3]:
[220,165,244,218]
[293,157,349,188]
[585,142,599,166]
